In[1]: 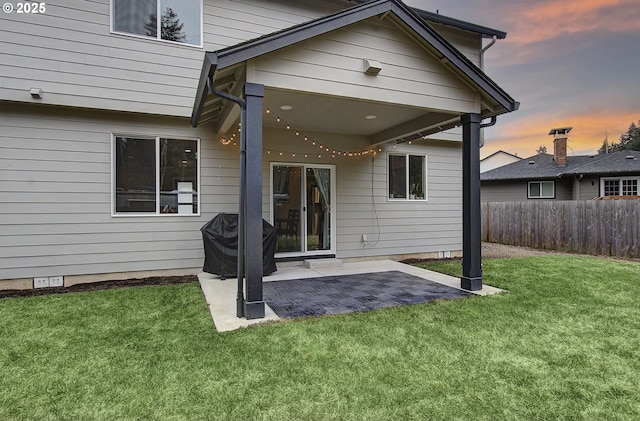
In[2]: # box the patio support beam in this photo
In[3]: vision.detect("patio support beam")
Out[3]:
[461,113,483,291]
[242,82,266,319]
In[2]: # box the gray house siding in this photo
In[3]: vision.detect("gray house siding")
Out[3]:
[0,103,232,281]
[1,102,463,282]
[1,0,483,119]
[577,176,601,199]
[481,179,573,202]
[0,0,499,284]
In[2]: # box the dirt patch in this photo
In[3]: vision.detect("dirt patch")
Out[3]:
[402,242,558,264]
[481,242,562,259]
[0,275,198,299]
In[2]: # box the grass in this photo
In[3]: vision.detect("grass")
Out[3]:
[1,256,639,420]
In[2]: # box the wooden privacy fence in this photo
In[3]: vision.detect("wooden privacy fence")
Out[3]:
[481,200,640,258]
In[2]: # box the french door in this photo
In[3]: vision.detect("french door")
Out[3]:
[270,163,336,257]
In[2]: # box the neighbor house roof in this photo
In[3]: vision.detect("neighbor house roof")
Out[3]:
[481,150,521,162]
[191,0,519,127]
[481,151,640,181]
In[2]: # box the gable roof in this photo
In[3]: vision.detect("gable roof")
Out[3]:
[481,150,521,162]
[481,151,640,181]
[191,0,518,127]
[348,0,507,39]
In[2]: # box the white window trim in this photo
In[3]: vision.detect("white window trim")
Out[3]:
[600,176,640,196]
[111,134,201,217]
[387,153,428,202]
[109,0,204,48]
[527,181,555,199]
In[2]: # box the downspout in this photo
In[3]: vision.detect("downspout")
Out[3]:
[479,35,497,70]
[478,36,497,148]
[479,116,497,148]
[207,78,247,318]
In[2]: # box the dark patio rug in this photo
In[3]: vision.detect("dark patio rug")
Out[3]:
[263,270,472,319]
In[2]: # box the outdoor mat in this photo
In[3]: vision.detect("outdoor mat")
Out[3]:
[263,270,472,319]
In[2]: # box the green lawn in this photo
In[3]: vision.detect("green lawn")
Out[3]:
[1,256,639,420]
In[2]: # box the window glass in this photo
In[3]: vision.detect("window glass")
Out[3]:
[388,154,426,200]
[604,179,619,196]
[529,182,541,198]
[529,181,553,198]
[112,0,201,46]
[409,155,425,200]
[161,0,201,45]
[622,179,637,196]
[115,137,156,213]
[113,0,156,37]
[541,181,554,197]
[159,138,198,214]
[114,136,199,215]
[388,155,407,199]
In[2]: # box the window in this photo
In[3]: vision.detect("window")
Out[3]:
[528,181,554,198]
[602,177,639,196]
[113,136,199,215]
[112,0,202,46]
[388,154,427,200]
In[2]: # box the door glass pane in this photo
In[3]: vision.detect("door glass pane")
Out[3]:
[307,168,331,251]
[114,136,156,213]
[273,166,303,253]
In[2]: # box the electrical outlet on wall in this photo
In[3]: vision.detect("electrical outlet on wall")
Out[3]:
[34,277,50,289]
[49,276,64,287]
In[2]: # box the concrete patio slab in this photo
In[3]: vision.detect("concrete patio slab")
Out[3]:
[198,259,502,332]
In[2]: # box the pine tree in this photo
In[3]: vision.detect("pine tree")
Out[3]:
[144,8,186,43]
[599,120,640,153]
[160,7,186,42]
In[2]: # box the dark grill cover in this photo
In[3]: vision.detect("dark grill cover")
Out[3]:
[201,213,277,277]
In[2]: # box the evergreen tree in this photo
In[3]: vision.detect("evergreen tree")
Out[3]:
[599,120,640,153]
[160,7,186,42]
[144,8,186,43]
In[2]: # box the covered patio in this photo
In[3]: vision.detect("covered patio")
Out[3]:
[198,260,502,332]
[191,0,518,321]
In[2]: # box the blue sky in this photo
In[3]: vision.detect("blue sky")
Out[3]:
[405,0,640,158]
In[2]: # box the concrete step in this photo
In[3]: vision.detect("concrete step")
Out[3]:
[303,258,344,269]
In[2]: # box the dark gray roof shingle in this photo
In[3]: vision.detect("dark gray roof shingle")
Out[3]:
[480,151,640,181]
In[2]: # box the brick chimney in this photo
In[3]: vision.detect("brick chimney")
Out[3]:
[549,127,572,166]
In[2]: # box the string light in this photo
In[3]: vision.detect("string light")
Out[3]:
[218,105,435,159]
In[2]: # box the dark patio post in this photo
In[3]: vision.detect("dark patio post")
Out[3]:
[461,113,483,291]
[242,82,265,319]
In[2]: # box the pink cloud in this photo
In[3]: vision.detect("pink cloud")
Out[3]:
[504,0,640,44]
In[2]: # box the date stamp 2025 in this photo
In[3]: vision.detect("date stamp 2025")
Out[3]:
[3,2,47,14]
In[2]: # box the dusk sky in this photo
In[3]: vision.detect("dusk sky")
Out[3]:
[406,0,640,159]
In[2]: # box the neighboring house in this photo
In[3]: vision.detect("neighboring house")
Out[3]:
[480,150,521,173]
[1,0,517,313]
[481,128,640,201]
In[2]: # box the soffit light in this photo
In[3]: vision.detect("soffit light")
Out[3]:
[365,115,377,120]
